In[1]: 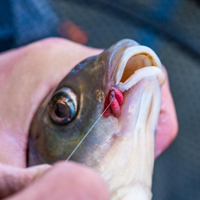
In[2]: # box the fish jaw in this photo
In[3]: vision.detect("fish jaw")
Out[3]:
[95,77,161,200]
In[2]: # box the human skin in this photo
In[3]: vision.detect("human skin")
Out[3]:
[0,38,178,199]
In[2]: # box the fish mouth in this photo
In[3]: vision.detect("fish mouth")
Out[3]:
[108,44,166,150]
[114,45,165,92]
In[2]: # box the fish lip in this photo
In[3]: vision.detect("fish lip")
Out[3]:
[115,46,163,83]
[109,43,165,92]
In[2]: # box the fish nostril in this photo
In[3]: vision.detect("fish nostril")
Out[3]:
[35,135,39,140]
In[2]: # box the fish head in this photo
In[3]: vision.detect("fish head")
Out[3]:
[29,39,165,199]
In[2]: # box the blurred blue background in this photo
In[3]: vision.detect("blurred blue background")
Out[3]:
[0,0,200,199]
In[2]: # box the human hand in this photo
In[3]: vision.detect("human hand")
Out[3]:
[0,38,178,199]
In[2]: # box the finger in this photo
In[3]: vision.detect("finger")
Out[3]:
[6,162,109,200]
[0,163,51,198]
[155,67,178,158]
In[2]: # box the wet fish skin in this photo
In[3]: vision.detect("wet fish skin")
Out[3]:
[28,39,165,200]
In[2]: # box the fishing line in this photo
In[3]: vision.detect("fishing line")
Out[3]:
[66,95,114,161]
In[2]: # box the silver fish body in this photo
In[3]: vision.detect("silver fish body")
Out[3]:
[29,39,165,200]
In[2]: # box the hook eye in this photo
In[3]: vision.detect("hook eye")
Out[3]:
[48,88,77,124]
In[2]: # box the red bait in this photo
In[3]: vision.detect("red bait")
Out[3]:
[103,87,124,118]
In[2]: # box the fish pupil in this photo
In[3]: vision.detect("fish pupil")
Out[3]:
[54,102,70,119]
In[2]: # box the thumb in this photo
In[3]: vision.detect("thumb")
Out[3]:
[6,162,109,200]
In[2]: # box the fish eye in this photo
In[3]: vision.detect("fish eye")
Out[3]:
[48,87,78,124]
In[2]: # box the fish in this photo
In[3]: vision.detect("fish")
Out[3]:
[28,39,165,200]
